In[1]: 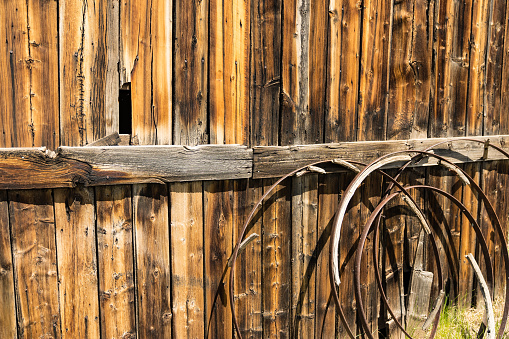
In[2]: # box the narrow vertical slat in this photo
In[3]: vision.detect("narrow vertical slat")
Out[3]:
[250,0,282,147]
[9,190,60,339]
[501,0,509,135]
[315,174,339,338]
[0,191,16,339]
[325,0,362,143]
[28,0,59,149]
[291,174,318,338]
[151,0,173,145]
[204,180,233,339]
[430,0,472,138]
[387,0,433,140]
[337,172,360,336]
[105,0,121,135]
[484,0,507,136]
[466,0,489,137]
[174,0,208,146]
[170,182,205,338]
[59,0,114,146]
[234,179,264,337]
[457,164,479,307]
[281,0,326,145]
[133,184,172,337]
[96,185,136,338]
[173,1,208,338]
[0,1,31,148]
[262,180,291,338]
[54,187,100,338]
[357,0,392,142]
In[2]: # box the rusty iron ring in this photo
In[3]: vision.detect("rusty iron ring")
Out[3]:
[364,184,493,339]
[332,148,509,339]
[353,190,443,339]
[228,159,360,338]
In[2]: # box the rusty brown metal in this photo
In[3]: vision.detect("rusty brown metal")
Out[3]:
[229,138,509,339]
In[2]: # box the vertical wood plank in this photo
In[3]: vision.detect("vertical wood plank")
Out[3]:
[457,163,479,307]
[430,0,472,138]
[105,0,121,135]
[28,0,59,149]
[54,187,100,338]
[60,0,116,146]
[209,0,250,145]
[291,174,318,338]
[281,0,327,145]
[465,0,489,136]
[9,190,60,339]
[315,174,339,338]
[133,184,172,337]
[0,1,32,148]
[174,0,208,146]
[151,0,173,145]
[234,179,264,337]
[250,0,282,147]
[0,191,16,339]
[96,185,136,339]
[484,0,507,136]
[204,180,233,339]
[501,0,509,135]
[262,180,291,338]
[170,182,205,338]
[337,172,359,337]
[357,0,392,142]
[325,0,362,143]
[387,0,433,140]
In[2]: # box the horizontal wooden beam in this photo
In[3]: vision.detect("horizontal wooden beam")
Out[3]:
[252,135,509,178]
[0,135,508,189]
[0,145,252,189]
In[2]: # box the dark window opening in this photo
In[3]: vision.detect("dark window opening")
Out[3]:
[119,83,132,135]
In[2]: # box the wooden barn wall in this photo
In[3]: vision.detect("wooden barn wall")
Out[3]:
[1,0,509,338]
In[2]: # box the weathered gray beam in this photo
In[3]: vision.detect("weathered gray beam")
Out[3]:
[253,135,509,178]
[0,145,252,189]
[1,136,509,189]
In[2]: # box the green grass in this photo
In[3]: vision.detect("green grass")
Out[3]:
[430,297,508,339]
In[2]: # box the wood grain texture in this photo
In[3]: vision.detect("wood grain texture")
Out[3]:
[170,182,205,338]
[253,135,509,178]
[357,0,392,142]
[234,179,263,337]
[0,191,16,339]
[54,186,100,338]
[209,0,250,145]
[133,184,172,338]
[174,0,208,146]
[0,0,32,148]
[484,0,507,137]
[325,0,362,143]
[387,0,433,140]
[250,0,281,147]
[466,0,489,136]
[9,190,60,338]
[204,180,233,339]
[59,0,114,146]
[315,174,338,338]
[96,185,136,339]
[151,0,173,145]
[430,0,471,138]
[337,172,359,336]
[28,0,59,149]
[280,0,327,145]
[0,145,252,189]
[291,174,318,338]
[262,180,291,338]
[458,163,479,307]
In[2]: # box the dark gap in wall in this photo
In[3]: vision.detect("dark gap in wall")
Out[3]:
[119,83,132,135]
